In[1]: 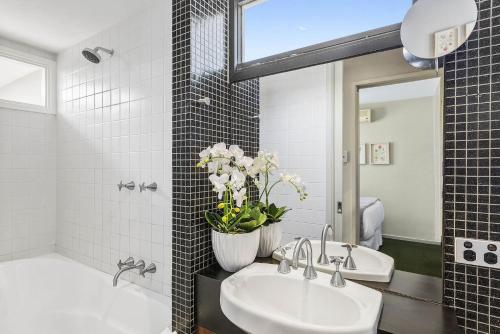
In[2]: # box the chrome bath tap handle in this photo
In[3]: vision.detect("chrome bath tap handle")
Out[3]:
[139,182,158,192]
[118,181,135,191]
[140,263,157,277]
[117,257,135,269]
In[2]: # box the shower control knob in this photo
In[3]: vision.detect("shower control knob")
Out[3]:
[118,181,135,191]
[139,182,158,192]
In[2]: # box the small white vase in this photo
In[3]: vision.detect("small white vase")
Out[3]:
[257,221,283,257]
[212,229,260,272]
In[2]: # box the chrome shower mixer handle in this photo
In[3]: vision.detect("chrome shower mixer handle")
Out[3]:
[118,181,135,191]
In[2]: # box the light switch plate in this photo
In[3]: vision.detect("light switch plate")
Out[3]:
[455,237,499,269]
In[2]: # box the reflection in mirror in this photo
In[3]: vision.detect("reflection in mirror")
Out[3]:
[401,0,478,59]
[261,48,444,285]
[358,78,442,278]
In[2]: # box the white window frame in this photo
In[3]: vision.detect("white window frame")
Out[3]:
[0,45,56,114]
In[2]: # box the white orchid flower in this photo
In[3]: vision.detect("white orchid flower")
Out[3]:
[233,187,247,207]
[199,146,211,159]
[248,156,266,177]
[211,142,232,158]
[236,156,254,171]
[229,145,244,159]
[279,172,308,201]
[209,173,229,199]
[230,169,246,190]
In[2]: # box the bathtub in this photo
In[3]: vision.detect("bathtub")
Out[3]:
[0,253,172,334]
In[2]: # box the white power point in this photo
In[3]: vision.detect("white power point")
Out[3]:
[455,237,499,269]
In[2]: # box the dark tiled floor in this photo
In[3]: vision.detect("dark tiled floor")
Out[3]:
[379,238,442,278]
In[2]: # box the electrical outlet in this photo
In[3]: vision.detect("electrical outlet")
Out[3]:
[455,237,499,269]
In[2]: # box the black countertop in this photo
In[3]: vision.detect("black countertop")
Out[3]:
[196,259,460,334]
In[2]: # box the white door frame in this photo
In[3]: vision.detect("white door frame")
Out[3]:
[326,61,344,241]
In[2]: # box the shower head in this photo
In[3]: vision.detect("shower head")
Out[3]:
[82,47,114,64]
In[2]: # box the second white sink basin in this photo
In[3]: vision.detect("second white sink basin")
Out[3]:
[273,240,394,282]
[220,263,382,334]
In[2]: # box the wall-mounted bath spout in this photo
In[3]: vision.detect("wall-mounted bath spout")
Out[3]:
[113,260,145,287]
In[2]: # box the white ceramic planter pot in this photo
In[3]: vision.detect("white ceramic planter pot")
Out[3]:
[212,229,261,272]
[257,221,283,257]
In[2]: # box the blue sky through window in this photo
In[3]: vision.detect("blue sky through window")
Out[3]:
[243,0,412,61]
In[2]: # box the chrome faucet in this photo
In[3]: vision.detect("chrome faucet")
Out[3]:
[330,256,346,288]
[342,244,357,270]
[292,238,317,280]
[317,224,334,265]
[294,237,306,260]
[113,258,145,287]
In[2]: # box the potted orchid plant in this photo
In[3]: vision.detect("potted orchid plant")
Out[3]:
[252,151,308,257]
[197,143,267,272]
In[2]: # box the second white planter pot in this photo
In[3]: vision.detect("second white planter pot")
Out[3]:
[257,221,283,257]
[212,229,260,272]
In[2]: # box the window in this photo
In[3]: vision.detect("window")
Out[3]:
[0,46,56,114]
[231,0,413,81]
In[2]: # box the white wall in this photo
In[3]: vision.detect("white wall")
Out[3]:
[0,41,57,262]
[56,0,172,308]
[360,97,440,243]
[260,65,332,243]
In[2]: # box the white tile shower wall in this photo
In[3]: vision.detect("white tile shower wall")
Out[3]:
[56,0,172,307]
[0,109,57,261]
[0,39,57,262]
[260,65,331,243]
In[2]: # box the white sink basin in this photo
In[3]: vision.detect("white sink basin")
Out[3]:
[220,263,382,334]
[273,240,394,282]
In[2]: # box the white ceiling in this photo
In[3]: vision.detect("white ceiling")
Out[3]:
[359,78,440,105]
[0,0,150,53]
[0,55,41,88]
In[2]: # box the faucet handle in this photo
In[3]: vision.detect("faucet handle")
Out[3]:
[276,247,291,274]
[140,263,156,277]
[118,181,135,191]
[278,246,287,256]
[117,257,134,269]
[329,256,346,288]
[139,182,158,192]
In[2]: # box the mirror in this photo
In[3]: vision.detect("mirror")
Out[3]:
[401,0,478,59]
[259,48,443,298]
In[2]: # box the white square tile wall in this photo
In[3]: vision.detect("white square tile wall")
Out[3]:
[260,65,331,243]
[0,109,57,261]
[56,0,172,307]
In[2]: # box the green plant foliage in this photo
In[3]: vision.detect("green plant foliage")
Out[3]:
[257,202,291,226]
[205,204,267,234]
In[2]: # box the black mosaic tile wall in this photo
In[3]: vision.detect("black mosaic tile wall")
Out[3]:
[171,0,259,333]
[443,1,500,333]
